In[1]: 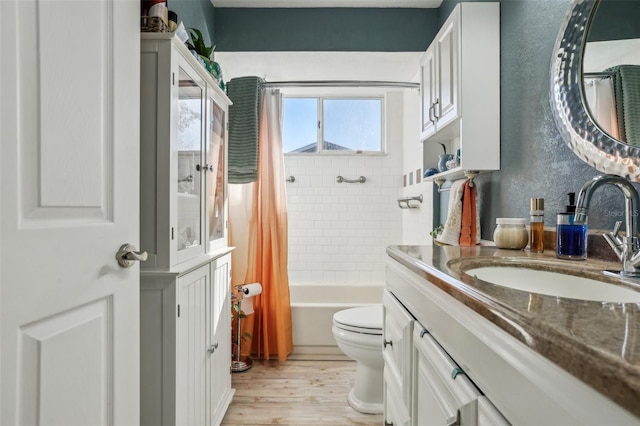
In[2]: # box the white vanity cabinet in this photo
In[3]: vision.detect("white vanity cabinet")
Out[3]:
[386,251,640,425]
[141,253,234,426]
[420,2,500,181]
[140,33,231,270]
[383,287,508,426]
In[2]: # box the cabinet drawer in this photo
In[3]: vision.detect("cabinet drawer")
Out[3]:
[413,325,481,425]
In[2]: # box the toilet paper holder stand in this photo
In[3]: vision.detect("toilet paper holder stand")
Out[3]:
[231,283,261,373]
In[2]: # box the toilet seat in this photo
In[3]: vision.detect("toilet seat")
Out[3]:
[333,306,382,335]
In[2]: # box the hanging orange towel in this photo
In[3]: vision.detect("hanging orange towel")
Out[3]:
[459,180,477,246]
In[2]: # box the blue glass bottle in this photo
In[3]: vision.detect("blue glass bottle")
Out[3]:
[556,193,587,260]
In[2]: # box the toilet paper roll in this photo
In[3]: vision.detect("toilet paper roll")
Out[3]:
[239,283,262,315]
[241,283,262,297]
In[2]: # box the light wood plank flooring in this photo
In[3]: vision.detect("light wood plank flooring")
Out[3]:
[221,360,384,425]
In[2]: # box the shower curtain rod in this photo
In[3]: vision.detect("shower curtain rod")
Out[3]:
[260,80,419,89]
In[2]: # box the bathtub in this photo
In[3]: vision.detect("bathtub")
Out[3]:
[288,283,385,360]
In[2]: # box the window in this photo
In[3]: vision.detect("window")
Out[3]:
[282,97,384,154]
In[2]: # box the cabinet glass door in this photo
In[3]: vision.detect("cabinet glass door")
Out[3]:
[177,66,204,258]
[207,94,226,250]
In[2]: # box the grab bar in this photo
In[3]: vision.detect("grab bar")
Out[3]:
[336,175,366,184]
[397,195,423,209]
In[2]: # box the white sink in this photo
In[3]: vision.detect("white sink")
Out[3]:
[465,266,640,303]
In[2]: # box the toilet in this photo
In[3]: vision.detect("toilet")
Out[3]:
[331,305,384,414]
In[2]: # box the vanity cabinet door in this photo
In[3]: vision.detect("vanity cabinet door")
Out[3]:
[412,326,481,426]
[383,290,415,425]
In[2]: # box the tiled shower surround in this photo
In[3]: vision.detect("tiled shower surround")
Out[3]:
[284,153,403,284]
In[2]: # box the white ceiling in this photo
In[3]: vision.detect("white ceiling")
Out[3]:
[211,0,442,8]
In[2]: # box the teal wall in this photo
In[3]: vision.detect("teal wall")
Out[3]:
[169,0,216,48]
[213,8,438,51]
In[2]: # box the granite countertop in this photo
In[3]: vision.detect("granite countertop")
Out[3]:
[386,244,640,419]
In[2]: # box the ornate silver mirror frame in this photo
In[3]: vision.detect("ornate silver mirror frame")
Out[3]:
[550,0,640,181]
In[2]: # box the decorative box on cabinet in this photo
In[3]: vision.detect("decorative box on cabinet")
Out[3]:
[140,32,231,270]
[420,2,500,182]
[141,254,234,426]
[140,32,234,426]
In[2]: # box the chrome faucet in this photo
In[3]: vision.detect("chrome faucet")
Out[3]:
[575,174,640,277]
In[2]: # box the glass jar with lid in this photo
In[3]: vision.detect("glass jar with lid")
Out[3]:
[493,218,529,250]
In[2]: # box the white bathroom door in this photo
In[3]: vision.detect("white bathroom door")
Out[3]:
[0,0,141,425]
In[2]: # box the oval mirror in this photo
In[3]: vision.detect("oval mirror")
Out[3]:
[551,0,640,181]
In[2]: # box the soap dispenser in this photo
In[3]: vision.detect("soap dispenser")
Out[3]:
[556,192,587,260]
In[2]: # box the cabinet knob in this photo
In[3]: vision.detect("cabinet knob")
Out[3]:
[383,340,393,348]
[433,98,440,120]
[208,342,219,354]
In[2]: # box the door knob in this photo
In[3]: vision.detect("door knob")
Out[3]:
[208,342,219,354]
[116,244,148,268]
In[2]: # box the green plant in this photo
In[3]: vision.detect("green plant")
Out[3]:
[439,143,447,155]
[430,224,444,238]
[186,28,215,59]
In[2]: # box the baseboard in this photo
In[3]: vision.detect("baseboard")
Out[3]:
[288,345,350,361]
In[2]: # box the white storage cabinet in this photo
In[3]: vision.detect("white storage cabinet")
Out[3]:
[140,33,230,270]
[139,33,234,425]
[420,2,500,182]
[140,255,233,426]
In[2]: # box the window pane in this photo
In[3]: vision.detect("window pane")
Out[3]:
[323,99,382,152]
[283,98,318,153]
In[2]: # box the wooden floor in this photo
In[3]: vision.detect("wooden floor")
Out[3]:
[221,359,384,425]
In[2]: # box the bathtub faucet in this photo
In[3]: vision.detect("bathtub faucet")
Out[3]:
[575,174,640,277]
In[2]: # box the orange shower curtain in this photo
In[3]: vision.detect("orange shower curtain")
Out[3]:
[229,89,293,361]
